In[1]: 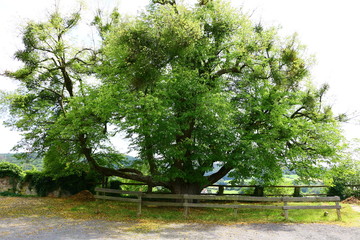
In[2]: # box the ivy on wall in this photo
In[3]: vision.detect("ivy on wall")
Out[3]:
[0,162,24,192]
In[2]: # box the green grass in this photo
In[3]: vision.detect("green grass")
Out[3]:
[0,191,37,197]
[89,200,360,226]
[1,197,359,227]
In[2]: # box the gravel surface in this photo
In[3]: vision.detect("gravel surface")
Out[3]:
[1,216,359,240]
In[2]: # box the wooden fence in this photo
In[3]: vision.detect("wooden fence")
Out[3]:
[106,182,360,197]
[94,187,341,220]
[211,185,328,197]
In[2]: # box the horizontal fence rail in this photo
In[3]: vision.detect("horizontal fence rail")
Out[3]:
[94,187,341,220]
[104,182,360,197]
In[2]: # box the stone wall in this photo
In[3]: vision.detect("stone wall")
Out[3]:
[0,177,72,197]
[17,182,37,196]
[0,176,13,192]
[0,177,36,195]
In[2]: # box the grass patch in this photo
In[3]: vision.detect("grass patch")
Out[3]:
[0,191,37,197]
[124,220,162,233]
[0,196,359,227]
[0,192,23,197]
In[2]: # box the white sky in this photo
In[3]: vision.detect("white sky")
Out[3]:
[1,0,360,153]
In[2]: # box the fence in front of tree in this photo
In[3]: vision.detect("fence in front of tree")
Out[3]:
[101,182,360,197]
[94,187,342,220]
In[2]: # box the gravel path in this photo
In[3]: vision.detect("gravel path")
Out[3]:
[0,216,359,240]
[352,204,360,213]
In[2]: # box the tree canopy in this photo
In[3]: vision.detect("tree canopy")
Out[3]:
[1,0,346,194]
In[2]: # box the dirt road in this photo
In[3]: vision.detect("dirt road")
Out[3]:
[1,216,359,240]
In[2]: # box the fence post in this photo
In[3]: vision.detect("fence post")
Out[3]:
[234,201,238,216]
[217,186,224,195]
[147,184,153,193]
[137,193,142,216]
[283,199,289,220]
[184,194,189,218]
[293,187,301,197]
[95,189,100,214]
[336,201,342,220]
[253,186,264,196]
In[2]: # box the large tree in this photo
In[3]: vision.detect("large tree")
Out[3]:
[2,0,346,194]
[1,9,119,176]
[95,0,345,194]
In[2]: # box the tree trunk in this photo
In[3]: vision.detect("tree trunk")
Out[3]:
[170,180,202,195]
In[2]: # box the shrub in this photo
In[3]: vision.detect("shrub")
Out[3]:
[0,162,24,192]
[23,171,58,197]
[0,191,23,197]
[24,170,102,196]
[0,162,24,179]
[109,180,122,190]
[327,177,347,199]
[59,171,101,195]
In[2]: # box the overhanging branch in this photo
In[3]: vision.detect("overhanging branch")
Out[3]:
[207,165,233,185]
[78,134,165,186]
[214,64,247,77]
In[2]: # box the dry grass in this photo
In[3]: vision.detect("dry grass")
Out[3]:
[1,196,359,228]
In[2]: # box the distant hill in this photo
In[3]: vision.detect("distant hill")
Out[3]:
[0,153,137,171]
[0,153,43,170]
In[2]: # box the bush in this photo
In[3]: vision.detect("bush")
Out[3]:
[23,171,58,197]
[0,162,24,192]
[326,176,360,200]
[0,162,24,179]
[59,171,101,195]
[0,191,23,197]
[109,180,122,190]
[327,178,347,199]
[24,170,102,197]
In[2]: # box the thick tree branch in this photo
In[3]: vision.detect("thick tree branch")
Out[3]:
[60,67,74,97]
[290,106,305,119]
[78,134,165,186]
[207,165,233,185]
[152,0,176,6]
[214,64,247,77]
[198,0,212,5]
[117,168,144,175]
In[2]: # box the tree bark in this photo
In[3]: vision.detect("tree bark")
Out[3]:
[170,179,202,195]
[207,165,232,185]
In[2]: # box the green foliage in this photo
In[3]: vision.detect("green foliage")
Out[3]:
[24,170,101,196]
[326,165,360,199]
[325,144,360,199]
[0,162,24,179]
[96,0,346,193]
[114,178,148,192]
[327,178,347,199]
[0,191,23,197]
[0,162,24,193]
[348,189,360,198]
[109,179,122,190]
[23,171,57,197]
[58,171,101,195]
[1,7,121,180]
[265,186,294,197]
